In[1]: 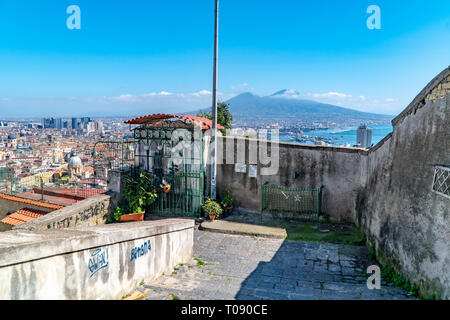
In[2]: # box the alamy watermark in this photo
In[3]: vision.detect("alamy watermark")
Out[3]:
[65,5,381,31]
[367,5,381,30]
[367,265,381,290]
[67,5,81,30]
[134,127,280,176]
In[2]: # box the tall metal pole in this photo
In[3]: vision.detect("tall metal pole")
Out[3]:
[210,0,219,200]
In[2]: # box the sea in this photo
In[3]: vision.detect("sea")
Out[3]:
[278,123,393,147]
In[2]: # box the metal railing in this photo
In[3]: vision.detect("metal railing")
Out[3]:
[261,184,323,222]
[149,170,205,218]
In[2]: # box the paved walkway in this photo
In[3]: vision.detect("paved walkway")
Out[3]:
[200,220,287,239]
[136,230,416,300]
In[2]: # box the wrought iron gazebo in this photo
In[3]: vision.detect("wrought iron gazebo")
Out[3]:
[124,114,223,217]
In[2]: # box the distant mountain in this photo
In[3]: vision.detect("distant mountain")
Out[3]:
[206,91,392,122]
[190,91,393,122]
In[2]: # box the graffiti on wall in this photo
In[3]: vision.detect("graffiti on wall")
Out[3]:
[130,239,151,262]
[48,198,108,230]
[88,247,109,278]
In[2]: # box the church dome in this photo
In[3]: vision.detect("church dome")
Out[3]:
[68,156,83,168]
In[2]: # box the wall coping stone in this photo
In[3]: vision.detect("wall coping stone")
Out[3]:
[368,132,393,154]
[13,193,111,231]
[392,66,450,126]
[0,218,194,268]
[220,135,370,155]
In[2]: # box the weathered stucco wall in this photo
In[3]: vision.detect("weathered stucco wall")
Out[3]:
[14,193,114,231]
[215,136,368,222]
[361,67,450,299]
[0,219,194,299]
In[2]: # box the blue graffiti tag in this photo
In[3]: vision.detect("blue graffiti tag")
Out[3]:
[88,248,109,278]
[130,240,151,262]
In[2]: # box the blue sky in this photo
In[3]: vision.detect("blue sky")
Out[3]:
[0,0,449,117]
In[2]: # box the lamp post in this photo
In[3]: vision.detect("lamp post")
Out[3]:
[210,0,219,200]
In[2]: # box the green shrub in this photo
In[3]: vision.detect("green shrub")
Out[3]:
[381,267,420,297]
[201,198,223,218]
[171,294,180,300]
[122,171,158,213]
[113,206,124,222]
[221,189,233,210]
[368,245,377,261]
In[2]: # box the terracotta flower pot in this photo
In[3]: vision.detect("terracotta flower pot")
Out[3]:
[209,215,216,221]
[120,213,144,222]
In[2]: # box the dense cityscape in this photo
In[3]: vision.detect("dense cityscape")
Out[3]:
[0,117,132,204]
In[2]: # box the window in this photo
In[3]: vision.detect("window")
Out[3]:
[432,166,450,199]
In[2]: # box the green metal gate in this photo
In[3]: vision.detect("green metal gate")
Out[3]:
[131,119,205,217]
[149,170,204,217]
[261,184,323,222]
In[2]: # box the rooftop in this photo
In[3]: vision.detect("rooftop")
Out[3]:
[0,192,64,210]
[124,113,224,130]
[17,187,105,206]
[0,207,48,226]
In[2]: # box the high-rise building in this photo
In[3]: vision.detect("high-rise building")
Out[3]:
[357,125,373,148]
[56,118,63,129]
[95,120,104,132]
[81,117,91,126]
[43,118,56,129]
[71,118,78,129]
[87,121,96,133]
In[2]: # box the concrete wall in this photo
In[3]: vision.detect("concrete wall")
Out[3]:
[0,219,194,299]
[215,136,368,222]
[14,194,114,231]
[0,222,13,232]
[107,169,127,209]
[360,67,450,299]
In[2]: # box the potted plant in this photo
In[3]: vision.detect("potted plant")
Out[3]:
[221,189,233,216]
[202,198,222,221]
[118,171,158,222]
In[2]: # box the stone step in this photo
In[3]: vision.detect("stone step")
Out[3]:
[199,220,287,239]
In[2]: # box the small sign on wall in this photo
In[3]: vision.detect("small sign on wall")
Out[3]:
[249,165,258,178]
[235,163,247,173]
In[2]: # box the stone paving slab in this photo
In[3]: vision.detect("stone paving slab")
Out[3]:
[200,220,287,239]
[134,230,417,300]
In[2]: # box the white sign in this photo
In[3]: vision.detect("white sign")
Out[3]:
[235,163,246,173]
[249,165,258,178]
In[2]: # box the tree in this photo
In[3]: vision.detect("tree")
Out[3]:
[197,102,232,135]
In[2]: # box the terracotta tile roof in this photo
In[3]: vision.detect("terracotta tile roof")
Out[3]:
[38,187,104,199]
[0,208,48,226]
[124,113,224,130]
[18,192,78,206]
[83,166,95,172]
[0,192,64,210]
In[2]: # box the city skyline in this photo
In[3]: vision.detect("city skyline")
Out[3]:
[0,1,449,117]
